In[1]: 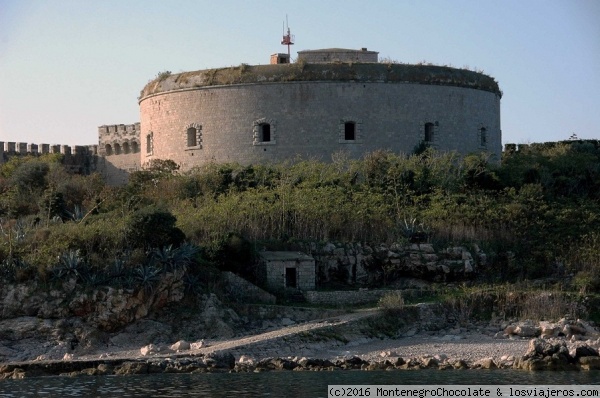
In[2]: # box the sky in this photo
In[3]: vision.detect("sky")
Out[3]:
[0,0,599,146]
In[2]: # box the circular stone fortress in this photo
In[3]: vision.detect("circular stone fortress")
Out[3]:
[105,48,501,179]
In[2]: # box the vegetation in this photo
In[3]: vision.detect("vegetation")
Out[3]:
[139,62,501,99]
[1,140,600,300]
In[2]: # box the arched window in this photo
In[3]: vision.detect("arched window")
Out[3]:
[344,122,356,140]
[424,123,435,143]
[131,141,139,153]
[105,144,113,156]
[146,133,153,154]
[260,123,271,142]
[123,142,130,154]
[187,127,197,147]
[114,143,121,155]
[480,127,487,147]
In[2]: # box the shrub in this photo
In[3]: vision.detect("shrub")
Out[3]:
[125,205,185,249]
[378,291,405,312]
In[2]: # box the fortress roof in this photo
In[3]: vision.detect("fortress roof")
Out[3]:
[298,48,378,53]
[139,62,501,101]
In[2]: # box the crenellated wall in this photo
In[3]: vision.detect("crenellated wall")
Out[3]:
[0,141,99,174]
[96,123,141,185]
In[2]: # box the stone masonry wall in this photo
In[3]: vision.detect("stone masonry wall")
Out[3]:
[297,49,378,63]
[301,241,485,286]
[139,81,501,171]
[263,259,315,291]
[0,141,98,174]
[97,123,141,185]
[303,289,403,306]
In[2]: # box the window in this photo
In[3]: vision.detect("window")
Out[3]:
[105,144,113,156]
[344,122,356,141]
[260,123,271,142]
[252,118,276,145]
[131,141,139,153]
[184,124,202,149]
[187,127,197,147]
[146,133,153,154]
[424,123,435,143]
[338,118,362,143]
[114,143,121,155]
[123,142,130,154]
[480,127,487,147]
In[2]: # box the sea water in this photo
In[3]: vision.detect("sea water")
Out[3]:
[0,370,598,398]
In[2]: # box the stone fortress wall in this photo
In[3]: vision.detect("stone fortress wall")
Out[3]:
[1,48,507,185]
[137,48,502,172]
[0,141,98,174]
[139,81,501,171]
[97,123,141,185]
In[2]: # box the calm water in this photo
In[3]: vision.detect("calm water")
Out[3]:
[0,370,598,398]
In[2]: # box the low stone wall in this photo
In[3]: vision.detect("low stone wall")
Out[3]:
[303,289,403,306]
[297,241,485,286]
[223,272,276,304]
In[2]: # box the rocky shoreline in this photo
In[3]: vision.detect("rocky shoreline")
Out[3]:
[1,336,599,379]
[2,322,600,379]
[2,275,600,379]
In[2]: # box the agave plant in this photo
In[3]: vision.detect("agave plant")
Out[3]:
[183,272,202,295]
[65,205,85,222]
[81,268,107,288]
[151,245,175,269]
[52,249,83,280]
[134,263,161,294]
[0,258,17,281]
[151,242,200,272]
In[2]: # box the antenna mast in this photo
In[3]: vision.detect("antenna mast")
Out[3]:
[281,15,294,58]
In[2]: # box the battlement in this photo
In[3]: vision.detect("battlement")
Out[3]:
[98,123,141,156]
[0,141,97,157]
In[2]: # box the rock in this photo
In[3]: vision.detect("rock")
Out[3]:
[281,318,295,326]
[579,356,600,370]
[434,354,448,362]
[576,320,600,338]
[421,357,438,368]
[539,321,559,338]
[140,344,158,356]
[62,353,74,361]
[205,351,235,369]
[515,324,540,338]
[452,359,468,369]
[170,340,190,352]
[114,362,148,375]
[238,355,255,365]
[526,338,563,357]
[574,345,599,359]
[403,329,417,337]
[191,340,205,350]
[474,357,496,369]
[564,324,587,338]
[504,325,516,335]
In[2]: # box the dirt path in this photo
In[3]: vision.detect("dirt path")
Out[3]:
[79,308,380,361]
[195,308,379,356]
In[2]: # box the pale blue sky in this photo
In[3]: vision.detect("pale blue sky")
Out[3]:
[0,0,599,146]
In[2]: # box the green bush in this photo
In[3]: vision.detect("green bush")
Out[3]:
[125,205,185,249]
